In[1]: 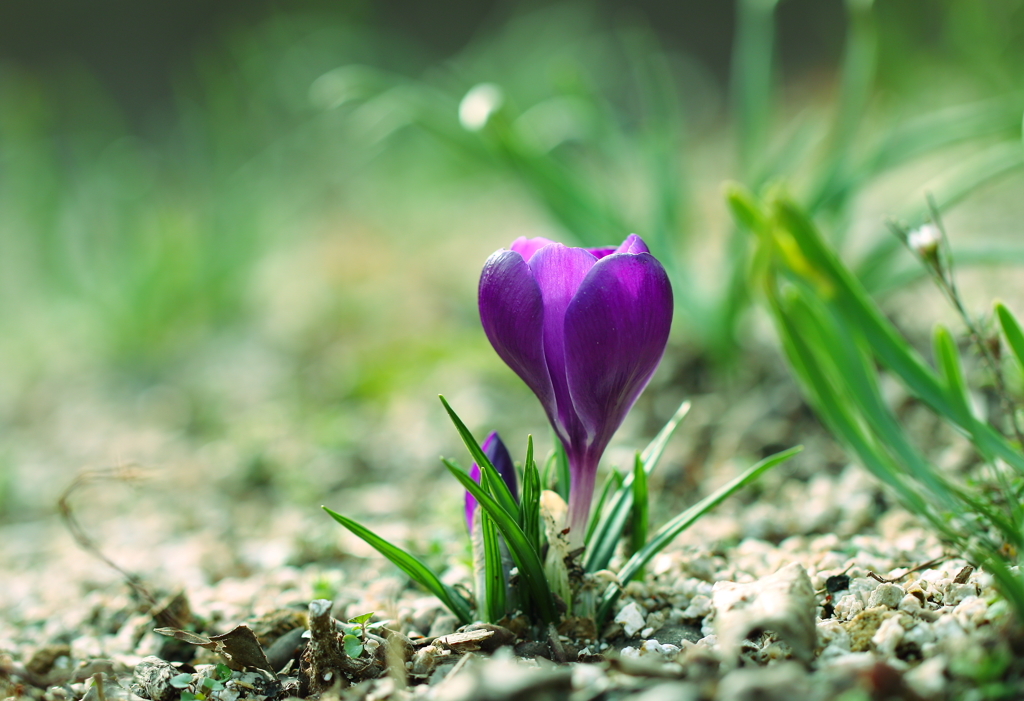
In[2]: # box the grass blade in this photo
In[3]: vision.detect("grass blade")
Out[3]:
[439,395,518,519]
[323,506,473,625]
[597,446,802,623]
[519,435,542,554]
[641,400,692,466]
[628,453,648,580]
[585,468,623,546]
[996,302,1024,371]
[442,459,559,623]
[584,400,691,573]
[933,325,972,417]
[551,432,570,501]
[480,509,506,622]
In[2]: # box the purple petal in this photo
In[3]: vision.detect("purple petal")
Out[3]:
[585,246,617,259]
[509,236,556,262]
[527,244,598,447]
[615,234,649,255]
[465,462,481,532]
[479,250,556,416]
[481,431,517,501]
[563,251,673,455]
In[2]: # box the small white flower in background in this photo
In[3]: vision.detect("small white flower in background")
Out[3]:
[908,223,941,258]
[459,83,504,131]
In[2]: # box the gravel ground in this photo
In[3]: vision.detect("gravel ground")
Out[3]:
[3,350,1023,701]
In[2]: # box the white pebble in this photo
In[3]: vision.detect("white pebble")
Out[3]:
[620,646,641,659]
[905,655,947,697]
[615,602,647,638]
[897,594,922,614]
[868,583,903,609]
[942,583,976,606]
[871,616,905,657]
[953,596,987,628]
[834,594,864,620]
[682,594,711,619]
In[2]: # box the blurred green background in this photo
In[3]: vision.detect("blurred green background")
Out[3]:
[1,0,1022,535]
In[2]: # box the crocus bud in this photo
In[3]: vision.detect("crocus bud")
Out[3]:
[478,234,673,544]
[464,431,517,533]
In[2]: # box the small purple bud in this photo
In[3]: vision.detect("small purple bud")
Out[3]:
[464,431,517,533]
[478,234,672,543]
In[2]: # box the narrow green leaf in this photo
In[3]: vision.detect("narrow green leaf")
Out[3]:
[519,435,542,554]
[629,453,648,580]
[933,325,972,417]
[480,510,506,622]
[349,612,374,625]
[442,459,559,624]
[584,399,691,573]
[552,432,570,501]
[996,302,1024,372]
[439,396,518,519]
[597,446,801,623]
[585,469,623,546]
[323,506,473,625]
[640,400,692,469]
[771,195,1024,475]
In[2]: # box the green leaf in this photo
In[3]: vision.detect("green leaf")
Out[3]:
[996,302,1024,372]
[322,506,473,625]
[201,679,222,691]
[640,400,692,469]
[597,446,801,623]
[170,674,194,690]
[519,435,542,554]
[584,468,622,546]
[629,453,648,580]
[933,325,972,417]
[480,509,506,622]
[584,399,691,573]
[213,664,231,682]
[770,195,1024,476]
[439,396,518,519]
[343,633,363,659]
[552,432,570,501]
[442,459,559,624]
[348,612,374,625]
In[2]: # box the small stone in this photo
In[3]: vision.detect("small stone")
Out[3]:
[847,607,897,652]
[427,614,459,638]
[712,563,817,663]
[639,640,680,660]
[871,616,905,657]
[131,656,181,701]
[905,655,947,697]
[631,682,699,701]
[620,646,640,660]
[411,644,449,676]
[868,583,903,609]
[897,594,922,615]
[942,583,977,606]
[834,594,864,620]
[715,662,808,701]
[615,602,647,638]
[681,595,712,620]
[640,627,654,639]
[952,596,987,629]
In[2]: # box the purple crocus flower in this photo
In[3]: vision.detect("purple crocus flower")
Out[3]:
[478,234,672,544]
[464,431,518,533]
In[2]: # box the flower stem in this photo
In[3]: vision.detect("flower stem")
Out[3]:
[567,454,598,548]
